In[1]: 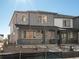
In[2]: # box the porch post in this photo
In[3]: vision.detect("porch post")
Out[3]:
[16,27,19,45]
[76,31,78,44]
[77,32,78,44]
[66,30,68,44]
[55,29,59,44]
[42,27,46,44]
[54,30,58,43]
[78,32,79,44]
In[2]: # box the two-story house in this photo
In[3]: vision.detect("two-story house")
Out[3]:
[9,11,79,45]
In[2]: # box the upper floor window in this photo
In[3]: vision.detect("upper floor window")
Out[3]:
[22,16,27,22]
[63,19,70,27]
[39,15,48,23]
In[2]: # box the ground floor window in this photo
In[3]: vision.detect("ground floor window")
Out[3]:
[21,30,26,39]
[61,33,66,39]
[20,30,55,40]
[68,32,73,39]
[21,30,43,39]
[61,32,78,44]
[26,31,33,39]
[33,30,43,39]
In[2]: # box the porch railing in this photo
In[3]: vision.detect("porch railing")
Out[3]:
[17,39,58,45]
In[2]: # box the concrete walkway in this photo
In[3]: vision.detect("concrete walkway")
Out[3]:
[0,44,79,55]
[48,44,79,52]
[2,44,79,53]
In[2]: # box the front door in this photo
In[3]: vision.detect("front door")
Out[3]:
[61,32,67,44]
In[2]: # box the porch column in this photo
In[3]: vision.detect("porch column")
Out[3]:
[16,27,19,45]
[55,29,59,44]
[75,32,78,44]
[66,31,68,44]
[78,32,79,44]
[42,27,46,44]
[77,32,78,44]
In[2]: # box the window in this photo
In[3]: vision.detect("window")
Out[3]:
[33,31,43,39]
[26,32,33,39]
[63,19,70,27]
[33,32,37,38]
[63,20,66,27]
[24,30,26,38]
[69,32,73,38]
[22,30,26,38]
[61,33,67,39]
[21,30,26,39]
[39,15,48,23]
[22,16,26,22]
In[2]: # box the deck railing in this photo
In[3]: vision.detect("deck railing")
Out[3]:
[17,39,57,45]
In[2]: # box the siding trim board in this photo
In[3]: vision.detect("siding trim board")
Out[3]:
[15,24,59,30]
[60,28,79,31]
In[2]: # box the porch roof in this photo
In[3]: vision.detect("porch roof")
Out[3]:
[15,24,59,30]
[59,28,79,31]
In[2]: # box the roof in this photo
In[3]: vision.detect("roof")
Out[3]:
[14,10,58,15]
[73,16,79,19]
[59,28,79,31]
[54,14,75,18]
[14,10,75,18]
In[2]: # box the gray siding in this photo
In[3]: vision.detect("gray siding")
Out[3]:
[29,13,54,26]
[73,17,79,29]
[15,12,54,26]
[16,13,29,25]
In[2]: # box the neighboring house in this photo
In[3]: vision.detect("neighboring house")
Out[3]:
[0,34,4,50]
[9,11,79,45]
[0,34,4,41]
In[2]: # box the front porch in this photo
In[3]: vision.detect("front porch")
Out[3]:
[16,24,59,45]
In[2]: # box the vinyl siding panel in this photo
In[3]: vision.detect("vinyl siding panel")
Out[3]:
[30,13,54,26]
[54,18,73,28]
[73,18,79,29]
[16,13,29,25]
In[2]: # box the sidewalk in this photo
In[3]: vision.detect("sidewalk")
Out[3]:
[0,44,79,58]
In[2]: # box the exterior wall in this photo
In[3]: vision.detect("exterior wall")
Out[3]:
[10,12,29,43]
[13,12,54,26]
[30,13,54,26]
[73,17,79,29]
[54,18,73,28]
[54,18,63,27]
[73,17,79,43]
[16,13,29,25]
[10,13,17,43]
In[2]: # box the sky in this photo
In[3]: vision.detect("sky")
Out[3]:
[0,0,79,38]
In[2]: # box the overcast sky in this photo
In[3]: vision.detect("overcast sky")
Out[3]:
[0,0,79,38]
